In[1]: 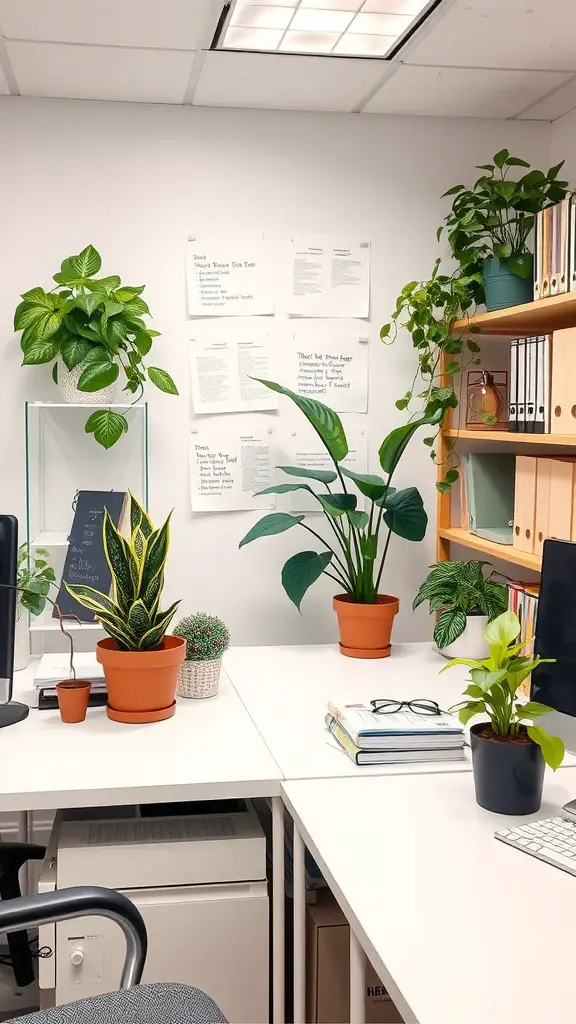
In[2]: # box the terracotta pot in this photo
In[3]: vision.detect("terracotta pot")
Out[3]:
[333,594,399,659]
[56,679,91,724]
[96,635,186,724]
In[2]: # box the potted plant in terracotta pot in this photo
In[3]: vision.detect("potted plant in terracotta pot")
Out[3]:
[65,494,185,723]
[413,559,507,660]
[443,609,564,814]
[173,613,230,699]
[239,380,441,659]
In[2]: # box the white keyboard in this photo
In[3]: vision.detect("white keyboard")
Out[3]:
[495,816,576,875]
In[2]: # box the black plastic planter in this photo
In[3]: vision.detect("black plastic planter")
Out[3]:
[470,722,545,815]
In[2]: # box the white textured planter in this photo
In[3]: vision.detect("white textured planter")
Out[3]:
[58,362,117,405]
[177,658,221,699]
[13,607,30,671]
[437,615,489,661]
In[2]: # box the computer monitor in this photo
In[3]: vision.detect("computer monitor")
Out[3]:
[0,515,29,728]
[531,538,576,752]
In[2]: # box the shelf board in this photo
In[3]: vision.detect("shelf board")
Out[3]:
[31,531,69,547]
[452,291,576,336]
[445,429,576,446]
[439,527,542,572]
[30,619,103,632]
[29,402,145,409]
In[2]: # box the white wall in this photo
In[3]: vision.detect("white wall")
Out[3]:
[0,97,551,647]
[551,106,576,178]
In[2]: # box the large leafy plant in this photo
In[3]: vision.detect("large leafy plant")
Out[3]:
[14,245,178,449]
[413,559,507,649]
[440,149,569,281]
[17,543,56,616]
[65,494,180,651]
[239,380,441,609]
[443,610,564,770]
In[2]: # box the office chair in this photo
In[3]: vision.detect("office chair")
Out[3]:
[0,886,228,1024]
[0,841,46,987]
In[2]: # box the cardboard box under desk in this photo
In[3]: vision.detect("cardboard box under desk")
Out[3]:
[306,892,404,1023]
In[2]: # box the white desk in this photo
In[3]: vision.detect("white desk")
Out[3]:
[283,770,576,1024]
[7,665,286,1022]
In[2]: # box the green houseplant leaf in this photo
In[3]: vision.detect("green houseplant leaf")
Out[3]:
[77,352,119,392]
[148,367,179,395]
[239,513,305,548]
[379,408,444,476]
[340,468,388,501]
[255,379,348,463]
[68,244,102,279]
[281,550,333,611]
[85,410,128,450]
[434,608,467,649]
[380,487,427,541]
[277,466,337,484]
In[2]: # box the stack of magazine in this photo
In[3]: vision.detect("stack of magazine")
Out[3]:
[325,700,466,766]
[33,653,107,709]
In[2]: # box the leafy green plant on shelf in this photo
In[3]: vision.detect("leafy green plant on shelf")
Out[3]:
[16,543,57,616]
[443,610,564,770]
[382,150,570,491]
[413,559,508,650]
[239,380,441,609]
[65,494,180,650]
[14,245,178,449]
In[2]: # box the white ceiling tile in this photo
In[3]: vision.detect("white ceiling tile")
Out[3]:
[0,60,9,93]
[362,0,422,12]
[0,0,208,50]
[280,30,340,52]
[193,50,385,111]
[518,75,576,120]
[230,4,295,30]
[7,41,195,103]
[362,65,573,118]
[402,0,576,71]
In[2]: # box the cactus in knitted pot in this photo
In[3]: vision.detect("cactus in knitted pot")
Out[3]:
[173,613,230,699]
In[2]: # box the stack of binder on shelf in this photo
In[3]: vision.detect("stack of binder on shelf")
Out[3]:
[507,581,540,696]
[325,701,465,766]
[509,335,551,433]
[534,196,575,299]
[513,454,576,556]
[33,653,107,710]
[460,452,515,544]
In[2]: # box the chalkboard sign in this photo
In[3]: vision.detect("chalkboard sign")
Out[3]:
[54,491,127,622]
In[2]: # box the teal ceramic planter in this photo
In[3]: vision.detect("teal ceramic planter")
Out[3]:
[482,256,533,312]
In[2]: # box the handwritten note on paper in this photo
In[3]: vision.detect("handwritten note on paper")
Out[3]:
[189,419,275,512]
[287,236,370,318]
[186,235,274,317]
[286,320,368,413]
[275,424,368,513]
[189,318,279,415]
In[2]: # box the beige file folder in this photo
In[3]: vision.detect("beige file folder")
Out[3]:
[551,327,576,435]
[548,458,575,541]
[534,458,551,557]
[513,456,537,554]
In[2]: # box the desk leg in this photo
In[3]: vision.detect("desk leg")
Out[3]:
[293,823,306,1024]
[272,797,285,1024]
[350,929,366,1024]
[16,812,30,896]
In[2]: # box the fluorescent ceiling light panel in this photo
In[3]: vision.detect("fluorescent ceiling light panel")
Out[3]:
[231,3,294,28]
[219,0,434,57]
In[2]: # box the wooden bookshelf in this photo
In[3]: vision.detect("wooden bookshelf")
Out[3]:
[452,291,576,336]
[438,528,542,572]
[444,429,576,446]
[438,291,576,574]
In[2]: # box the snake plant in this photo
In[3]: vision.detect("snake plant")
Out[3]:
[65,494,180,651]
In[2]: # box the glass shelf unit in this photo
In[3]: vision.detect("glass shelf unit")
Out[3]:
[24,401,149,651]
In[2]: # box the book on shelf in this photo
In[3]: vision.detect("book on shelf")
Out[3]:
[326,700,464,749]
[534,198,571,299]
[325,714,466,766]
[509,335,551,435]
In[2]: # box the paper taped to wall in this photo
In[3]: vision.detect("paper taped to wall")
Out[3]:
[189,418,275,512]
[287,235,370,318]
[276,423,368,513]
[285,319,369,412]
[189,318,278,415]
[186,234,274,317]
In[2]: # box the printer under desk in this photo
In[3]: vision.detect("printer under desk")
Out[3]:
[37,801,268,1023]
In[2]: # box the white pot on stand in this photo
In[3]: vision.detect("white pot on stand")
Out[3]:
[437,614,489,661]
[58,362,117,405]
[13,606,30,671]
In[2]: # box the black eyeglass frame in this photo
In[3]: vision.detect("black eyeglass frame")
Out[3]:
[369,699,442,716]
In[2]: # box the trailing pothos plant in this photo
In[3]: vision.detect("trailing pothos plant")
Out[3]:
[17,543,57,617]
[382,149,570,490]
[239,380,442,609]
[14,245,178,449]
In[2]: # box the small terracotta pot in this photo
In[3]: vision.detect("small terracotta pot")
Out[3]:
[333,594,399,659]
[96,635,186,724]
[56,679,91,724]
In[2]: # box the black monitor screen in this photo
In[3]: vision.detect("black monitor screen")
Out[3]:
[531,539,576,717]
